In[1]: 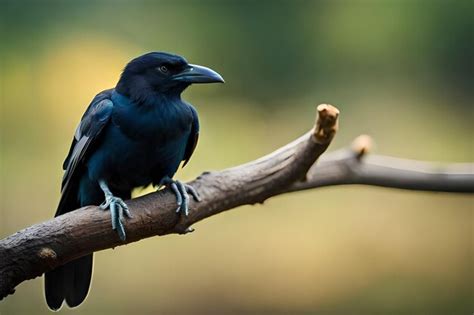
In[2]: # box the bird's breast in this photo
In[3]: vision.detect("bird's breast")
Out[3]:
[94,99,193,189]
[112,99,192,143]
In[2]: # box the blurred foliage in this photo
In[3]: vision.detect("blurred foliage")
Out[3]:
[0,0,473,314]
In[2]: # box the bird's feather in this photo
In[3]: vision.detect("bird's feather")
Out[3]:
[182,104,199,167]
[61,91,114,194]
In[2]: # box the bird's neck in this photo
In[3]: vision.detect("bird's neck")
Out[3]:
[116,76,183,107]
[113,88,182,112]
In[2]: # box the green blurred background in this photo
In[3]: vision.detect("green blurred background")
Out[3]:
[1,0,473,314]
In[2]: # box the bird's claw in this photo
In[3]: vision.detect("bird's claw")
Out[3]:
[161,177,201,216]
[100,195,131,241]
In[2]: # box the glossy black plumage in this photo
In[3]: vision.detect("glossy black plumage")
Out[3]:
[44,52,223,310]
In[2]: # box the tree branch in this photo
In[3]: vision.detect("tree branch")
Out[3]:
[0,104,472,300]
[290,135,474,193]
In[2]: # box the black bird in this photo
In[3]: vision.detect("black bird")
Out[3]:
[44,52,224,310]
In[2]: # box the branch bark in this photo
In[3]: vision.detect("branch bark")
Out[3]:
[0,104,472,300]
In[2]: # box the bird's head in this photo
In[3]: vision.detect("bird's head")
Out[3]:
[116,52,224,99]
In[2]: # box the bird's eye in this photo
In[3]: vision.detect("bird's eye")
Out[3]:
[158,65,168,73]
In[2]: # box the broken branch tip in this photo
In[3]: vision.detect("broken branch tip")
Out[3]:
[351,134,373,158]
[313,103,340,143]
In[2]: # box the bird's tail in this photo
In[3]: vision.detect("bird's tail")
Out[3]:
[44,185,93,311]
[44,254,93,310]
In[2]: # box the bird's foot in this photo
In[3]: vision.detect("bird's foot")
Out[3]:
[100,195,132,241]
[160,177,201,216]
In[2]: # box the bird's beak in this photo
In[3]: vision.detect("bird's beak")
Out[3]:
[172,64,224,84]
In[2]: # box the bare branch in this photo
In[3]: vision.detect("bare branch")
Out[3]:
[1,105,472,300]
[289,135,474,193]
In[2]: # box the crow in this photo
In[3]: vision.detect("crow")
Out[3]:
[44,52,224,310]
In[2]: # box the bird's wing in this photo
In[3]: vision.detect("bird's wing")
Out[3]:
[46,91,113,310]
[62,90,112,171]
[182,104,200,167]
[56,91,113,216]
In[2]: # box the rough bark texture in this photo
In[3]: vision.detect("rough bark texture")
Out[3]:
[0,104,472,300]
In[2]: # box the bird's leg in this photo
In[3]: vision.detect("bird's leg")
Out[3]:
[98,179,132,241]
[160,176,201,216]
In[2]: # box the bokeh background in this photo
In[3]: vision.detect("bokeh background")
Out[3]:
[1,0,473,314]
